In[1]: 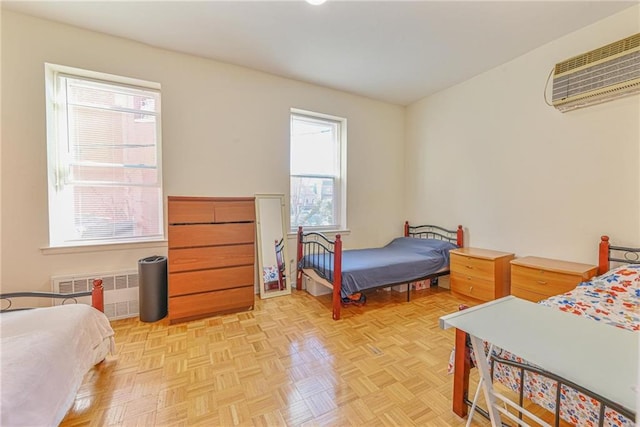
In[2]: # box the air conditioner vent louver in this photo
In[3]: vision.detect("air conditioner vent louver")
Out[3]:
[552,33,640,112]
[555,33,640,75]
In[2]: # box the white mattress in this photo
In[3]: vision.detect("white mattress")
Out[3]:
[0,304,115,426]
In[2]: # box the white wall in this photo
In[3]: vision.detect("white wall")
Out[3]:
[405,5,640,264]
[1,11,406,294]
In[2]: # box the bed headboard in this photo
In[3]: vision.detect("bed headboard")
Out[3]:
[598,235,640,275]
[404,222,464,247]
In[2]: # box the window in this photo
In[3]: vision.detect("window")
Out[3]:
[290,109,346,231]
[45,64,163,247]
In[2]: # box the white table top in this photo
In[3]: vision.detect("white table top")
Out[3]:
[440,296,638,412]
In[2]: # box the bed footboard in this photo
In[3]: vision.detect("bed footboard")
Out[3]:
[0,278,105,313]
[599,235,640,274]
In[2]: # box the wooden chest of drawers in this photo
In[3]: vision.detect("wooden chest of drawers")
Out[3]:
[168,196,255,324]
[450,247,515,302]
[511,256,598,302]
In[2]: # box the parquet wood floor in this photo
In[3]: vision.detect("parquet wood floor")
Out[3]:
[60,286,552,426]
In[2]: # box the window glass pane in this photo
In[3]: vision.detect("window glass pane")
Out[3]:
[72,185,162,241]
[68,106,157,162]
[47,65,162,246]
[69,164,158,186]
[290,176,335,227]
[67,104,158,184]
[290,116,338,176]
[66,78,158,114]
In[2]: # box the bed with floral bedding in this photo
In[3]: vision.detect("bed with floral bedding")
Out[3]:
[492,264,638,426]
[450,237,639,426]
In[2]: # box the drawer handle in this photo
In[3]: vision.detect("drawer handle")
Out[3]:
[467,276,472,280]
[466,265,473,269]
[469,286,473,292]
[537,280,548,285]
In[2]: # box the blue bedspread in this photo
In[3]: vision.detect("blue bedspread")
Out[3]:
[303,237,457,297]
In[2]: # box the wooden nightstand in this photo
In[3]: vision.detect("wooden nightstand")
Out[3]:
[450,248,515,302]
[510,256,598,302]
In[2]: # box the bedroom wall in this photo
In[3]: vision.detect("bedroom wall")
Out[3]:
[0,10,406,294]
[405,5,640,265]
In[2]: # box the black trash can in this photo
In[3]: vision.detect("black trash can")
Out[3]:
[138,255,168,322]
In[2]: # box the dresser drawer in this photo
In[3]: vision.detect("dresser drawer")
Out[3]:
[169,199,255,224]
[169,286,254,323]
[169,244,254,273]
[214,200,255,223]
[450,254,496,281]
[512,265,583,297]
[450,272,495,301]
[169,200,216,224]
[169,223,255,248]
[169,265,254,296]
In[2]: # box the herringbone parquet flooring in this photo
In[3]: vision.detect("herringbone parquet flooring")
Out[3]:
[60,285,495,426]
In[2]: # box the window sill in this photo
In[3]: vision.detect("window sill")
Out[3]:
[41,239,168,255]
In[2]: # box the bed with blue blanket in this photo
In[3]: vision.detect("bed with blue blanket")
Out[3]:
[296,222,463,320]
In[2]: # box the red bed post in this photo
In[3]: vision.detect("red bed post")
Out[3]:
[91,278,104,313]
[332,234,343,321]
[296,226,304,290]
[404,221,410,237]
[452,304,470,418]
[456,225,464,247]
[598,235,610,275]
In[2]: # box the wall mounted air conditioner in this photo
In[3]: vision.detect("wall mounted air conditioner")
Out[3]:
[552,33,640,112]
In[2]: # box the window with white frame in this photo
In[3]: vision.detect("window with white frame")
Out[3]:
[45,64,163,247]
[290,109,346,231]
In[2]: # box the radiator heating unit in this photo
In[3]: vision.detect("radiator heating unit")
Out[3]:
[51,270,139,320]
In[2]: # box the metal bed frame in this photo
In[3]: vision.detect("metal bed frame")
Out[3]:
[487,356,635,426]
[0,278,105,313]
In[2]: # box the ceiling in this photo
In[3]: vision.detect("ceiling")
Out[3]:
[3,1,637,105]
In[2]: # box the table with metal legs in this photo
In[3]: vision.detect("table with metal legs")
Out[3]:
[439,296,637,426]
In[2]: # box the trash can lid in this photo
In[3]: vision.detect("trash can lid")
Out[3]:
[139,255,167,263]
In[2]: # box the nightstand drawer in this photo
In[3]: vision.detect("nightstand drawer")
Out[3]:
[450,272,495,301]
[511,287,549,303]
[450,254,496,281]
[510,256,597,302]
[511,265,580,296]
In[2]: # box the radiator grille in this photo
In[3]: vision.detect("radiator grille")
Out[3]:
[52,270,139,320]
